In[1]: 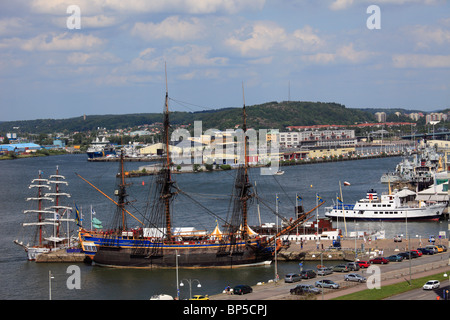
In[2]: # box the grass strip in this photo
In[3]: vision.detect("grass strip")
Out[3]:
[332,271,450,300]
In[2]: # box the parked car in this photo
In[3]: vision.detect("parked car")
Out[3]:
[425,245,439,254]
[333,264,349,272]
[436,244,447,252]
[410,249,422,257]
[344,273,367,283]
[356,260,370,268]
[397,252,412,259]
[347,262,360,271]
[317,267,333,276]
[369,257,389,264]
[315,279,340,289]
[423,280,440,290]
[284,273,302,283]
[393,235,402,242]
[300,269,317,279]
[233,285,252,295]
[290,284,321,295]
[417,248,434,255]
[190,295,209,300]
[408,251,419,258]
[387,254,403,262]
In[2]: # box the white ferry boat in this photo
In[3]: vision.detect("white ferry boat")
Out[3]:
[325,188,446,221]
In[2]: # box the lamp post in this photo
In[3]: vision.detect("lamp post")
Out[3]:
[180,279,201,300]
[444,273,450,300]
[49,270,54,300]
[176,250,180,300]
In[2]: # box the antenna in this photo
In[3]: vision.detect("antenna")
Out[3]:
[242,81,246,107]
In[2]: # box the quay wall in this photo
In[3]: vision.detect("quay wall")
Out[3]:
[35,251,86,263]
[278,238,448,262]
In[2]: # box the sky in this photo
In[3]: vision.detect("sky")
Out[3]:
[0,0,449,121]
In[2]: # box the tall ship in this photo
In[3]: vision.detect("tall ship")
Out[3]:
[14,167,77,260]
[78,74,324,268]
[325,188,446,221]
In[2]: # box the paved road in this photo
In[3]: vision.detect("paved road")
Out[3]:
[211,251,450,300]
[386,284,450,300]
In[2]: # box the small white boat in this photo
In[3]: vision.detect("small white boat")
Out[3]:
[150,294,174,300]
[274,171,284,175]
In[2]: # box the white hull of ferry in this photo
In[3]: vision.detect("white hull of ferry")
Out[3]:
[325,203,446,221]
[325,188,447,221]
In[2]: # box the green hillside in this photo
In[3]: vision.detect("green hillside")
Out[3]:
[0,101,377,134]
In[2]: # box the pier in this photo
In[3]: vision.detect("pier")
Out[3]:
[88,156,160,162]
[35,250,87,263]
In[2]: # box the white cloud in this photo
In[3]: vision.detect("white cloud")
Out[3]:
[393,54,450,68]
[328,0,444,10]
[225,22,323,57]
[329,0,354,11]
[302,43,374,64]
[29,0,265,15]
[0,18,30,36]
[0,32,105,51]
[109,45,228,85]
[131,16,205,41]
[413,25,450,49]
[67,52,121,65]
[165,45,228,67]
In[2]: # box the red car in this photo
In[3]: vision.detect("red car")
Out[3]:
[356,260,370,268]
[411,249,422,257]
[369,257,389,264]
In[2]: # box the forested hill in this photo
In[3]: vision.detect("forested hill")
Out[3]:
[1,101,378,134]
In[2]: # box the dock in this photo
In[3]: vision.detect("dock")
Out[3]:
[35,250,87,263]
[88,156,160,162]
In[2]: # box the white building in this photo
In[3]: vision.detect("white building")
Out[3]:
[279,130,356,148]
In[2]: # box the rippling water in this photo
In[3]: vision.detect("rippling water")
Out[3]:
[0,154,447,299]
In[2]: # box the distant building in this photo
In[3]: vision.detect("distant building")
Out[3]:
[278,130,356,148]
[375,112,386,123]
[128,130,152,136]
[408,113,421,121]
[426,113,447,124]
[0,143,41,153]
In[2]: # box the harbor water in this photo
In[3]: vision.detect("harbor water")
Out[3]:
[0,154,448,300]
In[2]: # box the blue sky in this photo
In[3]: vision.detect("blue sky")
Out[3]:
[1,0,449,121]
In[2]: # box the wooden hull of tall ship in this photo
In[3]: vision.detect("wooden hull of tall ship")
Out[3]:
[80,232,274,268]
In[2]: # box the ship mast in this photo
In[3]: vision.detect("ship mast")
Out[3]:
[163,63,173,241]
[241,83,249,240]
[117,152,128,231]
[38,171,44,246]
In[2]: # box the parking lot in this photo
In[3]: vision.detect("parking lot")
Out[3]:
[211,246,450,300]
